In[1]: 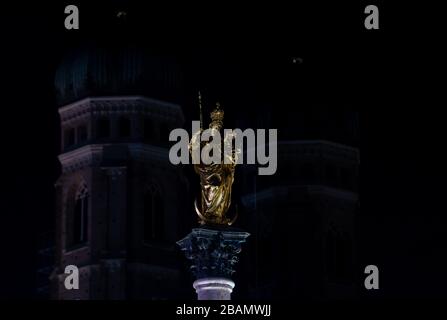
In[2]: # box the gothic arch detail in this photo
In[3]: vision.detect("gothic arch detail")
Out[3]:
[66,181,89,249]
[325,223,353,283]
[143,182,165,243]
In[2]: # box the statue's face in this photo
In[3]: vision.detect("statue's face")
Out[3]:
[209,121,222,131]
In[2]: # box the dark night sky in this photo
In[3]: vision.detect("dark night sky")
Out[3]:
[1,1,446,299]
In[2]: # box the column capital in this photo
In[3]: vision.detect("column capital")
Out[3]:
[177,226,250,280]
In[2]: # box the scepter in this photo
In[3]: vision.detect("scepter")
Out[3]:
[198,91,203,130]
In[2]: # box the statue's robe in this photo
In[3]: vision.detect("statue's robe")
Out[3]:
[190,129,238,225]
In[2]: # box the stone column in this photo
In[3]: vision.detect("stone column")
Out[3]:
[193,278,235,300]
[177,227,250,301]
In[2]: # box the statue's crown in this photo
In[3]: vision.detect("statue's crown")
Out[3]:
[210,103,224,123]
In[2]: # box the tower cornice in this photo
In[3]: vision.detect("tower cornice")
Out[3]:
[58,143,175,173]
[58,96,184,126]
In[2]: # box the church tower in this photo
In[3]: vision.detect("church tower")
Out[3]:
[50,46,189,299]
[240,106,360,299]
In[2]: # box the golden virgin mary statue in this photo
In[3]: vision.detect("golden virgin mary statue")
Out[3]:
[189,100,239,226]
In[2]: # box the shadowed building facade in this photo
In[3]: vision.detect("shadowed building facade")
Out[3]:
[235,104,360,299]
[50,46,191,299]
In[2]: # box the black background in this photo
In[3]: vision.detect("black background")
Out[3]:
[1,0,446,305]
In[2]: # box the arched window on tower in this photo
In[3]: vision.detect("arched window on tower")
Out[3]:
[326,225,353,284]
[299,163,315,184]
[97,118,110,139]
[159,123,169,144]
[326,227,337,281]
[143,118,152,143]
[143,184,164,243]
[67,184,89,248]
[325,164,338,188]
[64,128,75,148]
[340,167,352,191]
[77,125,88,143]
[118,116,131,137]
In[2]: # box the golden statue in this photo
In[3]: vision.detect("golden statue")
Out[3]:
[189,96,239,226]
